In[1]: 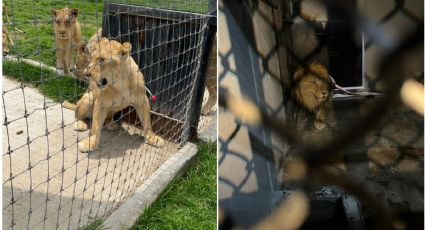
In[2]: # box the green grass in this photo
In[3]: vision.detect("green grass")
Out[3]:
[3,60,86,103]
[5,0,208,66]
[130,142,216,230]
[6,0,103,66]
[80,219,103,230]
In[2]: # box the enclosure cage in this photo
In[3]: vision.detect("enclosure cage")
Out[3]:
[218,0,423,229]
[102,0,217,142]
[2,0,216,229]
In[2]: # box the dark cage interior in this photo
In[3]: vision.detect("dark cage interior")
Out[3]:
[325,0,362,88]
[102,3,210,142]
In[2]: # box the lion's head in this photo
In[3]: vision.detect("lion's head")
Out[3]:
[52,7,78,40]
[293,63,332,112]
[75,42,91,79]
[84,38,132,88]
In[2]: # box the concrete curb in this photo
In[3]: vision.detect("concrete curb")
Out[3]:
[102,142,198,229]
[4,55,72,77]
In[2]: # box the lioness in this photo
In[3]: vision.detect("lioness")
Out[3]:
[75,28,102,79]
[201,36,217,115]
[292,63,332,130]
[75,38,164,152]
[52,7,81,76]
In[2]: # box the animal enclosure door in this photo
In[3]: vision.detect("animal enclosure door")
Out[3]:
[102,3,212,143]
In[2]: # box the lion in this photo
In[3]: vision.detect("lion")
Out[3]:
[201,37,217,115]
[75,28,102,79]
[65,38,164,152]
[292,63,332,130]
[52,7,81,76]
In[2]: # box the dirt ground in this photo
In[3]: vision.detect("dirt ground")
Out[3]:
[2,77,181,229]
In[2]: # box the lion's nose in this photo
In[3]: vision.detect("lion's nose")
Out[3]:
[84,71,91,78]
[60,31,65,35]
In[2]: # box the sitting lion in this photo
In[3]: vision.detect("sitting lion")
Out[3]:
[65,38,164,152]
[292,63,332,130]
[52,7,81,76]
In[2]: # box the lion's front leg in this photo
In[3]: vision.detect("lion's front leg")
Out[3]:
[201,82,217,115]
[56,48,64,70]
[314,107,327,130]
[78,100,107,152]
[62,50,72,76]
[135,95,164,147]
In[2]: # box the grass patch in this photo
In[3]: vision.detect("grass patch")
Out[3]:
[3,60,86,103]
[5,0,208,66]
[6,0,103,66]
[79,219,103,230]
[130,142,217,230]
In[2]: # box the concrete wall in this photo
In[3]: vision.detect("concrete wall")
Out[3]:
[359,0,424,88]
[218,0,287,226]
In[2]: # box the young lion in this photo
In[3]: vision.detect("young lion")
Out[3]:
[76,38,164,152]
[75,28,102,80]
[201,36,217,115]
[293,63,332,130]
[52,7,81,76]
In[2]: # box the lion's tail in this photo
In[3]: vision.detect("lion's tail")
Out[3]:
[62,101,76,110]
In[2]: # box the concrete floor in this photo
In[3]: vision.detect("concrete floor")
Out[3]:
[2,77,179,229]
[292,97,424,226]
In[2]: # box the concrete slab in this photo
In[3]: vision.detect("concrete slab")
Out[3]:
[2,77,180,229]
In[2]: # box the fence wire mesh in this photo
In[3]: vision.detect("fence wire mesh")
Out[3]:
[218,0,423,229]
[2,0,215,229]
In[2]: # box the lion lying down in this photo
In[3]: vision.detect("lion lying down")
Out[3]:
[64,38,164,152]
[292,63,332,130]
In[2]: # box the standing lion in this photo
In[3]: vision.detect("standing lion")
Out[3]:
[52,7,81,76]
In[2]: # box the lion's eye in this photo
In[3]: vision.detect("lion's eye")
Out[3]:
[98,58,105,64]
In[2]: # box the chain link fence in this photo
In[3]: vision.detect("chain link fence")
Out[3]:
[2,0,215,229]
[218,0,423,229]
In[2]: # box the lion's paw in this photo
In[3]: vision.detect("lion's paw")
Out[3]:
[56,69,64,76]
[146,134,164,148]
[314,120,326,130]
[78,137,98,153]
[201,107,212,116]
[73,120,88,131]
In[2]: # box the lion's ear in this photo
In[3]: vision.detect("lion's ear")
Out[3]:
[71,8,79,17]
[293,66,305,81]
[308,63,329,82]
[121,42,132,57]
[52,9,58,17]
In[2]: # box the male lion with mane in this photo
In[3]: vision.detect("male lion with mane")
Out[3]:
[293,63,332,130]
